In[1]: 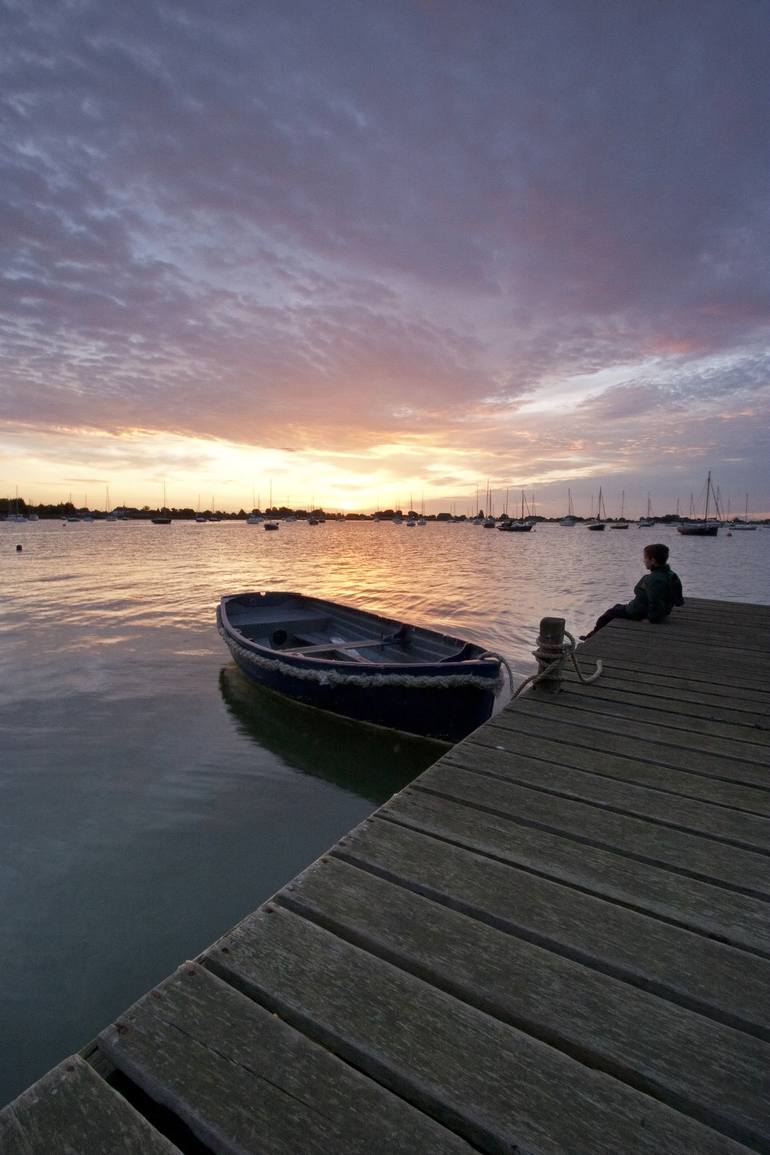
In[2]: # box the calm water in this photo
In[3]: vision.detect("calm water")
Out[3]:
[1,518,769,1105]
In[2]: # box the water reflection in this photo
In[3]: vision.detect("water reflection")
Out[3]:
[218,663,442,804]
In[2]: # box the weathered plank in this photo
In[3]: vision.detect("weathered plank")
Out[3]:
[382,788,770,954]
[640,598,770,625]
[471,724,770,815]
[0,1055,179,1155]
[568,662,770,706]
[505,695,770,766]
[682,597,770,618]
[414,763,770,898]
[609,617,770,654]
[445,740,770,849]
[578,633,769,686]
[609,626,770,656]
[598,628,770,665]
[204,906,756,1155]
[536,684,770,746]
[589,608,770,640]
[335,817,770,1038]
[99,962,472,1155]
[276,855,770,1149]
[503,693,770,766]
[560,676,770,734]
[491,707,770,788]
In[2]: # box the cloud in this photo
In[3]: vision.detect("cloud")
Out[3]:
[1,0,768,509]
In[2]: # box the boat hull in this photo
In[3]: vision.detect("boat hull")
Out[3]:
[217,593,501,742]
[677,524,719,536]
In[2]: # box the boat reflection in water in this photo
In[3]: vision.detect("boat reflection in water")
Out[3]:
[218,665,442,805]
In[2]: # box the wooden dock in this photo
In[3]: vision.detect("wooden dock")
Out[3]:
[2,596,769,1154]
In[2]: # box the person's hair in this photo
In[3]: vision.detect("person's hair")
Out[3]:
[644,543,669,565]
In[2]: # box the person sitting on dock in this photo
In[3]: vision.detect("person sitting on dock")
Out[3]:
[580,543,684,640]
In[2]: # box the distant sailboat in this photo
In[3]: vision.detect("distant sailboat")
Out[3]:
[482,482,496,527]
[246,488,261,524]
[638,494,654,528]
[9,486,27,522]
[105,483,117,521]
[731,494,757,530]
[152,481,172,524]
[499,491,534,532]
[610,490,629,527]
[586,488,607,530]
[560,489,577,526]
[677,471,720,536]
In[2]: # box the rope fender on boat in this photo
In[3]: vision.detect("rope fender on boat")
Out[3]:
[218,626,506,692]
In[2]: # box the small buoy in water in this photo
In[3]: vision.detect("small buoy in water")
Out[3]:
[727,531,732,537]
[16,544,22,551]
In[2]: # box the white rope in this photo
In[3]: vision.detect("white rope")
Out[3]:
[480,651,514,694]
[511,629,602,698]
[564,630,604,684]
[220,626,504,692]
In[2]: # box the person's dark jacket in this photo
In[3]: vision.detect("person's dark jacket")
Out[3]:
[625,564,684,623]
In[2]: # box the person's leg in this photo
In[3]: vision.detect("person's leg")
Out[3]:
[580,604,627,640]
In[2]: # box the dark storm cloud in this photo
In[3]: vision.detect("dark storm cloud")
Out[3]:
[1,0,768,470]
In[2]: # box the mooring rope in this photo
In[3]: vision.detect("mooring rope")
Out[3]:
[219,622,598,702]
[511,629,603,699]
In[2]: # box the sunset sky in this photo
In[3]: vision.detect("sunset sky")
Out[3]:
[2,0,768,517]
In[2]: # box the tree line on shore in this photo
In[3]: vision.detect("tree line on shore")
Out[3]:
[3,498,767,524]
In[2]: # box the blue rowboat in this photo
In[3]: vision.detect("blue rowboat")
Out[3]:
[217,591,503,742]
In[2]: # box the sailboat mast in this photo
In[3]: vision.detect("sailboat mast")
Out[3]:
[705,470,711,521]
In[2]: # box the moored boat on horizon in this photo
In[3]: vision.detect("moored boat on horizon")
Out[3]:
[560,488,577,526]
[499,490,534,531]
[586,487,607,530]
[217,591,504,742]
[678,471,721,536]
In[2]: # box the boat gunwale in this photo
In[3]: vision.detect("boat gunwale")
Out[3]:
[218,592,500,676]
